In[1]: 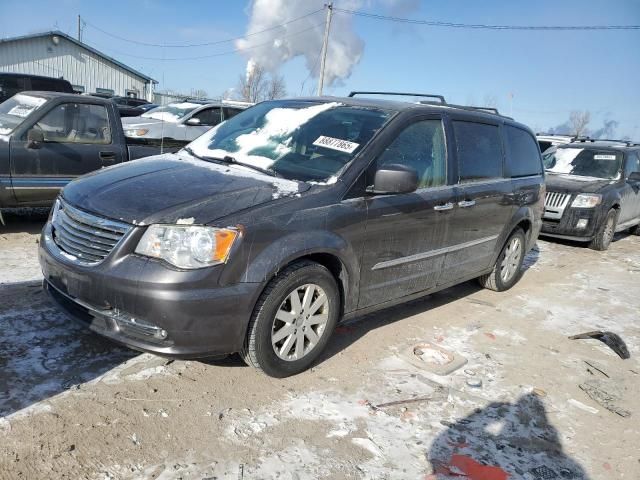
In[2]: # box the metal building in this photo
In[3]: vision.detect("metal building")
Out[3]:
[0,31,157,100]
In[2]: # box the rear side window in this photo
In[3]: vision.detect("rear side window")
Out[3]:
[506,126,543,177]
[453,121,503,183]
[192,107,221,126]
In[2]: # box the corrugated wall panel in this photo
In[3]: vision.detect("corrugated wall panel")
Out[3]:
[0,35,152,99]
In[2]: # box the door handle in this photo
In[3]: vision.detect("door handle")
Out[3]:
[434,202,454,211]
[99,151,116,161]
[458,200,476,208]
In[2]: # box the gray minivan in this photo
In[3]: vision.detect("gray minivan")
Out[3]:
[40,92,545,377]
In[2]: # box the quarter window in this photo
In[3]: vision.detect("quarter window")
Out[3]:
[376,119,447,189]
[506,125,543,177]
[453,121,503,182]
[33,103,111,144]
[192,107,221,126]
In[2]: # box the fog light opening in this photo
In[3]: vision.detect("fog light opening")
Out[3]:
[576,219,589,229]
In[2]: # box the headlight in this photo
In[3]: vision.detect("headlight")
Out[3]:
[571,194,602,208]
[135,225,239,269]
[124,128,149,137]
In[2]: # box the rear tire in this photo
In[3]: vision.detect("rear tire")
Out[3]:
[240,260,340,378]
[478,228,526,292]
[589,209,618,251]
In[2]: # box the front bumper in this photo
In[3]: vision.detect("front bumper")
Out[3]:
[39,222,262,357]
[541,207,598,241]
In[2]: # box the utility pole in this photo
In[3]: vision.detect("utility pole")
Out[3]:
[77,15,81,42]
[317,3,333,96]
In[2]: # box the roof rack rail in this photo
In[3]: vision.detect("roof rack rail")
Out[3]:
[348,91,447,104]
[446,103,513,120]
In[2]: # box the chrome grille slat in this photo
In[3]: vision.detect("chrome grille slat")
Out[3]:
[55,228,113,256]
[52,200,131,266]
[59,210,122,242]
[543,192,572,220]
[56,221,114,251]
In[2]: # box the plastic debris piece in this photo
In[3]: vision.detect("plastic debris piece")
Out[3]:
[532,388,547,398]
[401,342,467,375]
[568,398,598,414]
[466,378,482,388]
[568,331,630,359]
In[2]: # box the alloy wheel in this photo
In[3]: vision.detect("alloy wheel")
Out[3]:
[500,236,522,283]
[271,283,329,361]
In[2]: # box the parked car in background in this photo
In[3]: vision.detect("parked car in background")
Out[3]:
[40,92,544,377]
[111,96,151,118]
[136,103,158,113]
[0,72,74,103]
[536,133,578,153]
[122,99,253,143]
[0,92,176,224]
[541,139,640,250]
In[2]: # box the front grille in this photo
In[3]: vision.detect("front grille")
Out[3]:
[51,200,131,265]
[545,192,571,209]
[543,192,572,220]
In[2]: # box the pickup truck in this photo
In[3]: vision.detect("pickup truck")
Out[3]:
[0,91,171,224]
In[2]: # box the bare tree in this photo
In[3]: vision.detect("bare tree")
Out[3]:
[266,73,286,100]
[237,63,287,102]
[569,110,591,137]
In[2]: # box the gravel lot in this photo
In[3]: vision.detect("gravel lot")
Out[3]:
[1,209,639,480]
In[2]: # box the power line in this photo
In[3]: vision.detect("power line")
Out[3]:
[84,23,325,61]
[83,8,324,48]
[334,7,640,30]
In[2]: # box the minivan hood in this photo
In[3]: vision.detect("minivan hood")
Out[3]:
[545,172,614,194]
[62,153,307,225]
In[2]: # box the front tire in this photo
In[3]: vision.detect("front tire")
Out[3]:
[589,209,618,251]
[241,260,340,377]
[478,228,526,292]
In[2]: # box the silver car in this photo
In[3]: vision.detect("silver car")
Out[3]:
[122,100,252,142]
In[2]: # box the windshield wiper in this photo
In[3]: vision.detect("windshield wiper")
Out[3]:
[184,148,281,178]
[217,155,281,178]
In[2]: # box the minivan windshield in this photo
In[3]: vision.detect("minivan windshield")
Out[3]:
[186,100,392,182]
[142,102,204,122]
[543,147,623,180]
[0,93,48,134]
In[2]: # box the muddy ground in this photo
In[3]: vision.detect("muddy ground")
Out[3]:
[0,208,638,480]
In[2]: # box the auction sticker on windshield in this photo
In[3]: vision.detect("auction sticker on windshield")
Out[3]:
[594,154,617,160]
[313,136,359,154]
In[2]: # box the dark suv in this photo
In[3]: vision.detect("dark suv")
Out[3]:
[39,92,544,377]
[0,72,74,103]
[541,140,640,250]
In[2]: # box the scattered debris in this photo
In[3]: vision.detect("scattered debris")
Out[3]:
[532,388,547,398]
[484,332,496,340]
[464,368,476,376]
[466,378,483,388]
[568,331,630,359]
[579,381,631,417]
[436,455,508,480]
[401,342,467,375]
[584,360,610,378]
[374,395,433,409]
[130,433,140,446]
[567,398,599,414]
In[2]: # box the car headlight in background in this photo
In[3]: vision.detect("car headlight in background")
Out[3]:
[571,194,602,208]
[124,128,149,137]
[135,225,239,269]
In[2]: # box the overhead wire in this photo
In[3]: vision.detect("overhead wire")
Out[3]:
[84,23,326,61]
[333,7,640,31]
[82,8,324,48]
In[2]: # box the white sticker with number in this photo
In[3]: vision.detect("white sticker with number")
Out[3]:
[313,136,359,154]
[594,154,617,160]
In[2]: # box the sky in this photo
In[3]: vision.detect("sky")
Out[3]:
[1,0,639,138]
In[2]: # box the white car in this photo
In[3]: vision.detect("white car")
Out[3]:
[122,100,252,142]
[536,133,578,153]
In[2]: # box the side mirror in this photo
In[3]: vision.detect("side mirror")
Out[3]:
[27,129,44,149]
[367,164,419,195]
[185,118,201,126]
[628,171,640,183]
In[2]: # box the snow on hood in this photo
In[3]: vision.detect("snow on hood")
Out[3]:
[190,102,341,171]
